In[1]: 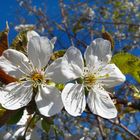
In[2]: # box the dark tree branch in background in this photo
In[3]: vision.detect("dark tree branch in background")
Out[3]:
[94,20,140,27]
[96,116,106,140]
[23,112,37,139]
[59,0,74,46]
[18,0,66,49]
[52,21,87,48]
[107,119,140,140]
[85,110,140,140]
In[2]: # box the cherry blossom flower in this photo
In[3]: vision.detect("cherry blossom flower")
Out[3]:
[48,38,126,119]
[0,34,63,117]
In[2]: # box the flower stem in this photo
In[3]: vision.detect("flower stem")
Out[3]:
[23,112,37,139]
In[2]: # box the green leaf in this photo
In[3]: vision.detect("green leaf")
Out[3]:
[113,11,120,19]
[30,114,40,128]
[52,125,64,139]
[72,21,84,34]
[114,1,122,7]
[0,22,9,55]
[130,85,140,99]
[111,52,140,83]
[10,30,28,54]
[0,107,6,117]
[0,110,17,127]
[133,92,140,99]
[7,109,24,125]
[55,83,64,91]
[50,50,65,61]
[41,118,53,133]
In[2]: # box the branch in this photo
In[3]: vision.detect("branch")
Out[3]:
[53,21,87,48]
[23,112,36,139]
[96,116,106,140]
[19,1,66,49]
[85,106,140,140]
[107,119,140,140]
[94,20,140,27]
[115,98,140,111]
[59,0,74,46]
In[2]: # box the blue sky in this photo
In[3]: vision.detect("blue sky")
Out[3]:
[0,0,139,56]
[0,0,19,42]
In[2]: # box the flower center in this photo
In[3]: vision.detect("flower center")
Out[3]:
[31,73,44,82]
[83,67,97,88]
[31,70,45,87]
[84,73,96,87]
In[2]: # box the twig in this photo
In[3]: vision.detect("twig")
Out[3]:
[59,0,74,46]
[23,112,36,139]
[107,119,140,140]
[19,1,66,49]
[96,116,106,140]
[94,20,140,27]
[53,21,87,48]
[85,108,140,140]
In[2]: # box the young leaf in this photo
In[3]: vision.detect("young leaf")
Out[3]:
[7,109,24,125]
[41,118,53,133]
[50,50,65,61]
[72,21,84,34]
[10,30,28,54]
[0,110,17,127]
[102,27,114,49]
[111,52,140,83]
[130,85,140,99]
[0,24,16,84]
[0,107,6,117]
[0,22,9,55]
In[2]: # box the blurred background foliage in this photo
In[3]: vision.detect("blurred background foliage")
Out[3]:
[0,0,140,140]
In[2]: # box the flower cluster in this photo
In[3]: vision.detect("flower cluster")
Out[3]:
[0,31,125,119]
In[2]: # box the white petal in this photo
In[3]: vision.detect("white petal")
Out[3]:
[13,127,26,138]
[97,64,126,88]
[46,47,84,83]
[46,57,82,83]
[85,46,100,68]
[27,30,39,41]
[0,49,31,78]
[85,38,112,66]
[61,83,86,116]
[0,56,22,78]
[87,85,117,119]
[35,85,63,117]
[27,36,53,69]
[50,37,57,47]
[0,81,33,110]
[64,47,84,72]
[4,49,31,73]
[17,110,30,125]
[84,51,106,74]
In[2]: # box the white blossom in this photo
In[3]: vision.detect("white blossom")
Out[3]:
[0,32,63,117]
[49,38,126,119]
[15,24,35,32]
[84,7,95,20]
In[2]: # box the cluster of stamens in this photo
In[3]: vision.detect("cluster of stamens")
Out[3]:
[83,67,96,88]
[30,70,46,87]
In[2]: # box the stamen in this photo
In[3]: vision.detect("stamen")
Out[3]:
[31,73,44,81]
[83,67,96,88]
[30,71,45,87]
[97,73,110,79]
[84,73,96,87]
